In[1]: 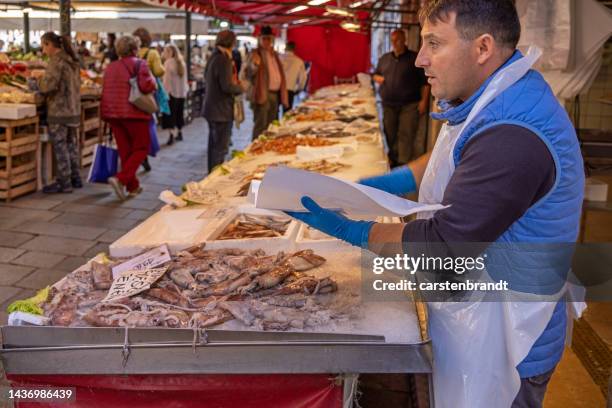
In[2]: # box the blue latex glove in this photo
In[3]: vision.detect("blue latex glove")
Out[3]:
[286,196,374,249]
[359,166,416,196]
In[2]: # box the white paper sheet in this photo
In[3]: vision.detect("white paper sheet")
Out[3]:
[255,167,447,217]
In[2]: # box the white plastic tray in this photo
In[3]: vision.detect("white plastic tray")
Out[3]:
[203,205,298,252]
[109,208,210,257]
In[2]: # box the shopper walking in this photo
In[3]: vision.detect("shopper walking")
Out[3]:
[243,26,288,139]
[101,35,156,201]
[202,30,243,173]
[104,33,119,63]
[374,29,430,167]
[36,32,82,194]
[161,44,189,145]
[132,27,165,172]
[280,41,307,113]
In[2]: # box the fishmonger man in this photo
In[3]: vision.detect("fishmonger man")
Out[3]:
[287,1,584,407]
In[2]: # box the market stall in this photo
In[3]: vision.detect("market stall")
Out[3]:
[0,50,104,196]
[0,82,434,407]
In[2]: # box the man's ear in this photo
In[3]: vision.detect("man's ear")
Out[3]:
[474,34,495,65]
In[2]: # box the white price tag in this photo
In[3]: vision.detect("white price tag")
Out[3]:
[111,244,172,279]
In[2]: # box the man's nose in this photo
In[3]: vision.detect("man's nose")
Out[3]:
[415,47,429,68]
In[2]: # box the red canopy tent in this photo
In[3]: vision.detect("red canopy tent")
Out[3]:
[155,0,385,91]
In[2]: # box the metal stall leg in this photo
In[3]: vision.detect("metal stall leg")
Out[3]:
[427,373,435,408]
[341,373,359,408]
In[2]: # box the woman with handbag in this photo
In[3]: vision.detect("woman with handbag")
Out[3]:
[101,35,157,201]
[133,27,167,171]
[161,44,189,146]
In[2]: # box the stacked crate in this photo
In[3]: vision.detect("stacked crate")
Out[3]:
[80,100,102,168]
[0,116,39,201]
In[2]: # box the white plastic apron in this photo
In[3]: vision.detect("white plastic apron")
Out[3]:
[417,47,574,408]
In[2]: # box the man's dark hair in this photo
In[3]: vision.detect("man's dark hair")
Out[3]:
[216,30,236,49]
[419,0,520,48]
[286,41,296,52]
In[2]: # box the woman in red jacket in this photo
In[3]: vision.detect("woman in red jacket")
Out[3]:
[101,35,156,200]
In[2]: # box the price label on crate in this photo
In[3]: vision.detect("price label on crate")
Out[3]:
[102,266,168,303]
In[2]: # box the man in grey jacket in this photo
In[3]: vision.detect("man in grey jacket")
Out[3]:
[203,30,244,173]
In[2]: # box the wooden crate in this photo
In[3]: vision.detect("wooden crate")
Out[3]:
[80,101,102,168]
[0,116,40,201]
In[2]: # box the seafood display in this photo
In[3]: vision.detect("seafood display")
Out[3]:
[216,215,291,240]
[236,160,349,196]
[40,247,341,331]
[293,110,336,122]
[296,159,349,174]
[249,135,338,155]
[11,84,382,339]
[181,181,221,205]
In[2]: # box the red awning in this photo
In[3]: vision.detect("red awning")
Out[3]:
[157,1,387,91]
[157,0,374,30]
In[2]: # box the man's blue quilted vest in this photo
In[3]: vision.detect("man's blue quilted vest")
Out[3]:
[432,51,585,378]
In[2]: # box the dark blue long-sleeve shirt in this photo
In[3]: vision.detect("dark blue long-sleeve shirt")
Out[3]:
[403,124,556,243]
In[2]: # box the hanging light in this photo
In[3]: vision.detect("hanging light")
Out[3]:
[287,5,308,13]
[325,6,355,17]
[220,21,229,28]
[349,0,369,8]
[340,20,360,32]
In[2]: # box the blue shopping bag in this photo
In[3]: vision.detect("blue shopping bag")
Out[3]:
[155,77,171,115]
[149,118,160,157]
[87,143,118,183]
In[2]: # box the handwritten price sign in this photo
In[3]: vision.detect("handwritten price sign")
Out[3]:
[102,266,168,303]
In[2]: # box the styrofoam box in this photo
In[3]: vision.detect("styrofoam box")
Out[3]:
[203,205,298,252]
[0,103,36,120]
[109,208,210,257]
[585,177,608,202]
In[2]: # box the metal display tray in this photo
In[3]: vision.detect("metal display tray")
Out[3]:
[0,326,432,375]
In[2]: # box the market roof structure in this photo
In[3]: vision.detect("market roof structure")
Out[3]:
[141,0,419,31]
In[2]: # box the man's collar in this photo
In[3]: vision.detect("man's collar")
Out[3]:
[431,50,523,126]
[392,47,407,58]
[217,46,232,58]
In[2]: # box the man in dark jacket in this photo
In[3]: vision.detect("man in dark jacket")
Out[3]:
[203,30,244,173]
[374,29,430,167]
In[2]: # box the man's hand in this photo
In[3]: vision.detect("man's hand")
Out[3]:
[285,196,374,248]
[373,75,384,85]
[418,99,428,116]
[251,53,261,67]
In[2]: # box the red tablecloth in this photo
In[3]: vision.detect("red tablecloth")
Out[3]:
[8,374,343,408]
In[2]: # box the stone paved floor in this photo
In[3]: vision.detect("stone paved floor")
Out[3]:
[0,111,254,324]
